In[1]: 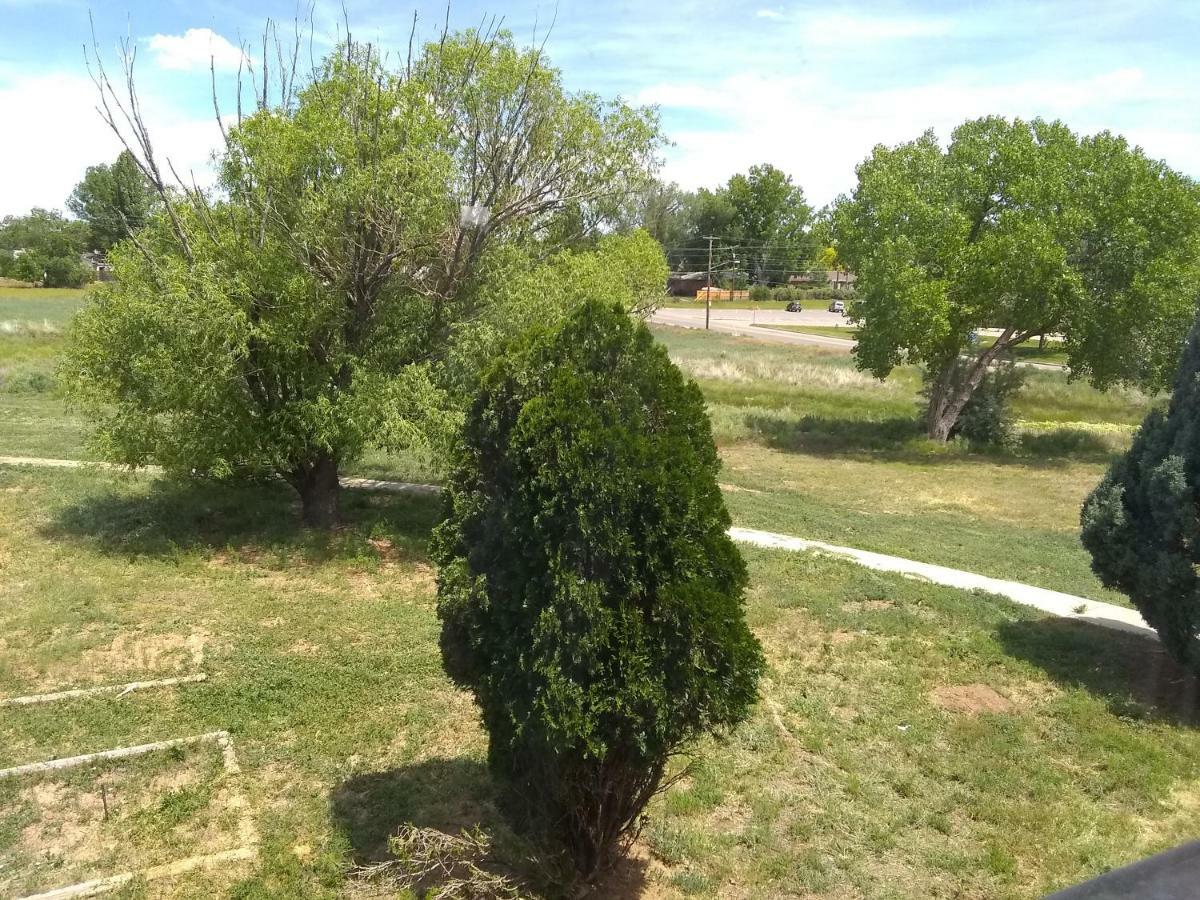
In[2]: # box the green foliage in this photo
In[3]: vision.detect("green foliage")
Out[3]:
[432,300,763,882]
[0,210,91,287]
[749,284,771,302]
[66,150,158,251]
[63,29,665,526]
[1081,320,1200,671]
[834,116,1200,439]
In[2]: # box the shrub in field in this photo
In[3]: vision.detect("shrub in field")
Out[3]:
[432,300,764,885]
[923,355,1024,447]
[1082,320,1200,671]
[749,284,770,302]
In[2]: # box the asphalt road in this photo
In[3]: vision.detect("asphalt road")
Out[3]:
[650,306,1066,371]
[650,306,857,350]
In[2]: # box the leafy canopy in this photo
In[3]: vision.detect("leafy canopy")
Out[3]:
[67,150,158,251]
[432,300,763,881]
[835,117,1200,390]
[0,209,91,287]
[63,30,666,525]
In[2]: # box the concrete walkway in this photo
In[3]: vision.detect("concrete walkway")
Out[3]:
[1,454,1152,638]
[731,527,1154,638]
[0,456,439,496]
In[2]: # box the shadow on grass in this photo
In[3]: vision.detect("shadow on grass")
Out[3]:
[43,475,442,561]
[997,618,1200,726]
[330,758,651,898]
[746,413,1119,466]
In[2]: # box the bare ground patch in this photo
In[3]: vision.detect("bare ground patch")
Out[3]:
[929,683,1015,716]
[1,741,245,897]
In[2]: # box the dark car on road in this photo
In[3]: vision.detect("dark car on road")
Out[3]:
[785,301,802,312]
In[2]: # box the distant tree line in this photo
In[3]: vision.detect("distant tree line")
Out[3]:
[624,163,825,284]
[1,149,157,287]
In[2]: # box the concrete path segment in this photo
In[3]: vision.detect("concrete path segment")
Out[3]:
[1,455,1151,638]
[730,527,1154,639]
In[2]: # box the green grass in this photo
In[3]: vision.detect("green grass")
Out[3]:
[1,465,1197,897]
[0,286,89,329]
[654,324,1152,604]
[753,323,1072,366]
[0,307,1152,605]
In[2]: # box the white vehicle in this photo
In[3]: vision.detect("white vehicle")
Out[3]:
[828,299,845,314]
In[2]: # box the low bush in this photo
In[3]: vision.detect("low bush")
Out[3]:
[432,300,764,886]
[748,284,770,302]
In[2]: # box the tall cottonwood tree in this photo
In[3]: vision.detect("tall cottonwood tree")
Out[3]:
[67,150,158,251]
[64,26,666,526]
[834,116,1200,441]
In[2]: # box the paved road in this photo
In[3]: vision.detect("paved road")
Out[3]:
[650,306,1066,371]
[651,306,858,351]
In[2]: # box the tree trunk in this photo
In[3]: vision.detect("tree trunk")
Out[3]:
[288,452,341,529]
[925,328,1021,441]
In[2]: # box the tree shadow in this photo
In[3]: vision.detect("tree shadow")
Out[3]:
[745,413,1118,467]
[41,475,442,562]
[996,618,1200,726]
[330,757,651,899]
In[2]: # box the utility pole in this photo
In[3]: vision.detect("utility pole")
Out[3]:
[704,235,715,330]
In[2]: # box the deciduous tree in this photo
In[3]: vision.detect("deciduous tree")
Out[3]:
[834,117,1200,441]
[64,26,665,527]
[67,150,158,251]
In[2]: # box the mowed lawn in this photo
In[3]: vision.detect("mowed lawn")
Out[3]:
[0,291,1152,607]
[2,466,1199,898]
[655,325,1152,605]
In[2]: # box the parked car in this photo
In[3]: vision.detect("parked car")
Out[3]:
[785,301,802,313]
[828,299,845,314]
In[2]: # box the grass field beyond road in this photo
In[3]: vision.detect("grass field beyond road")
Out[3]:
[2,466,1199,898]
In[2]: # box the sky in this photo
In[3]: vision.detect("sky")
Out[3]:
[1,0,1199,218]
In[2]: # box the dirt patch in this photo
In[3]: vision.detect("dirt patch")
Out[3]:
[80,629,207,674]
[286,639,322,656]
[841,599,895,613]
[5,745,240,896]
[718,482,764,494]
[930,683,1015,716]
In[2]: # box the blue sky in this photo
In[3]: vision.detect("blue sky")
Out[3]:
[2,0,1199,217]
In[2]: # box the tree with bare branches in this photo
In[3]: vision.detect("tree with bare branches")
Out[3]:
[63,23,665,526]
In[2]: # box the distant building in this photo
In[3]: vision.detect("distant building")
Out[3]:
[788,269,857,290]
[81,251,114,282]
[666,271,708,296]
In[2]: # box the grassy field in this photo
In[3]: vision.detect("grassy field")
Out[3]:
[658,324,1149,604]
[0,289,1192,897]
[0,285,89,329]
[2,466,1199,899]
[0,291,1152,605]
[755,324,1072,367]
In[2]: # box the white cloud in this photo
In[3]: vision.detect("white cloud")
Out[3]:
[0,71,223,218]
[147,28,246,72]
[755,9,783,20]
[799,11,953,44]
[641,66,1196,207]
